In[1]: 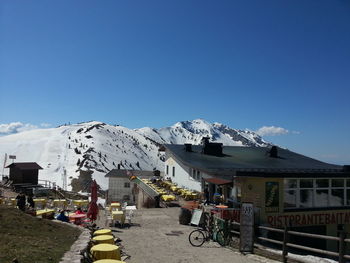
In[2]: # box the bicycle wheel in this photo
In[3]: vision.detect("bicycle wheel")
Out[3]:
[189,229,206,247]
[216,230,227,246]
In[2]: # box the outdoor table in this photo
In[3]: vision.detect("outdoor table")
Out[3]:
[125,205,136,210]
[92,234,115,245]
[72,200,89,207]
[53,199,67,207]
[157,190,167,195]
[112,211,125,224]
[185,193,198,200]
[161,195,176,202]
[170,186,179,192]
[33,198,47,209]
[94,229,113,236]
[110,203,121,211]
[215,205,228,209]
[180,190,191,197]
[90,244,121,260]
[36,209,55,216]
[69,213,86,225]
[93,260,125,263]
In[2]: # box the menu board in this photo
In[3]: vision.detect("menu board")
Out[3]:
[190,209,203,226]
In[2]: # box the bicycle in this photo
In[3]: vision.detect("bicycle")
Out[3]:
[188,215,226,247]
[216,220,240,247]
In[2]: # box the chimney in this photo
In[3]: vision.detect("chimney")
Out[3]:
[117,164,120,170]
[184,143,192,152]
[269,146,278,158]
[201,137,223,157]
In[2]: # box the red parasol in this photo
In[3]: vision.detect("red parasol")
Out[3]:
[87,180,99,221]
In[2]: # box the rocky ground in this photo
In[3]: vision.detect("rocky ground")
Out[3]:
[96,207,278,263]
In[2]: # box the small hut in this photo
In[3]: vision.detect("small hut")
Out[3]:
[5,162,43,185]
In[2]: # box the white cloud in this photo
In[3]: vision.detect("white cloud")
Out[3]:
[256,126,289,136]
[0,122,51,136]
[40,123,51,128]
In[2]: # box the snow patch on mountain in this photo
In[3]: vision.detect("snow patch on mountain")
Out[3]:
[0,119,271,190]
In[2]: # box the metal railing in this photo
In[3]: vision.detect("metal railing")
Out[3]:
[135,178,159,198]
[38,179,56,189]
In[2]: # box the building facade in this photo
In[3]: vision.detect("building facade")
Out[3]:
[105,169,155,204]
[164,142,350,251]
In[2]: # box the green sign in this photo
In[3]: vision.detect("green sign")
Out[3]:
[265,182,279,213]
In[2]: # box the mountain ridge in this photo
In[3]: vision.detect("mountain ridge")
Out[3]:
[0,119,271,190]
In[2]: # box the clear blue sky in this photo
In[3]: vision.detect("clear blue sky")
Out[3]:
[1,0,350,164]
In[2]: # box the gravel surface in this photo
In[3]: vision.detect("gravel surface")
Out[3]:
[99,207,278,263]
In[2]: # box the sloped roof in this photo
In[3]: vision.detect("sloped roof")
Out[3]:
[5,162,43,170]
[105,169,154,178]
[164,144,348,178]
[204,177,232,185]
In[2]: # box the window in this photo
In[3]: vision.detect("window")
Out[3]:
[124,182,130,188]
[284,178,349,209]
[172,167,175,177]
[284,179,297,208]
[299,179,313,208]
[166,165,169,175]
[190,168,201,181]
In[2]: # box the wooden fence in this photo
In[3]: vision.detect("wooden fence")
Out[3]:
[213,214,350,263]
[257,225,349,263]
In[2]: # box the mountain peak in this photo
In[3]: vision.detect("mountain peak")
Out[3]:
[173,119,212,131]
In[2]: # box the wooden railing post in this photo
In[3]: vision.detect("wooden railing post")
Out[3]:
[338,230,346,263]
[282,227,288,263]
[223,219,228,238]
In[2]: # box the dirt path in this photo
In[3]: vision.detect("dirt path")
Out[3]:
[102,207,276,263]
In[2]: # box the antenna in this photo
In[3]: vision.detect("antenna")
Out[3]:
[62,168,67,191]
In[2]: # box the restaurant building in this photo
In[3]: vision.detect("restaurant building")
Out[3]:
[164,142,350,251]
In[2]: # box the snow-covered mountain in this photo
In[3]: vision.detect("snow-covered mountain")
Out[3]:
[136,119,269,147]
[0,119,271,190]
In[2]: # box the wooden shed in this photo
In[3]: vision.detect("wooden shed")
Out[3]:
[5,162,43,185]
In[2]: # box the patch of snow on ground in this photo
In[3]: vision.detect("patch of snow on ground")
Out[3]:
[263,247,337,263]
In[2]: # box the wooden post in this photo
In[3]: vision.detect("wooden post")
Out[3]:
[240,203,254,253]
[223,219,228,244]
[282,227,288,263]
[338,230,346,263]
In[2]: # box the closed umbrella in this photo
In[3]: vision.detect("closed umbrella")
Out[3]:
[87,180,99,222]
